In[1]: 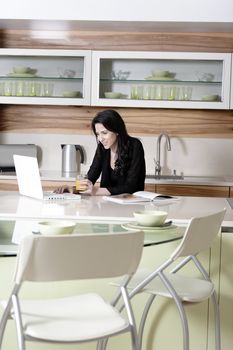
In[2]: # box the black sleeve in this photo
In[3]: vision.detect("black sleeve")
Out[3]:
[107,138,146,195]
[87,147,103,185]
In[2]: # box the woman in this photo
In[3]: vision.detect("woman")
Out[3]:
[57,109,146,196]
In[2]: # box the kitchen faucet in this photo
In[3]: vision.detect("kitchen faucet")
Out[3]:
[155,132,171,177]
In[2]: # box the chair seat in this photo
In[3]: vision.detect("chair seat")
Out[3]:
[127,268,215,302]
[15,293,129,342]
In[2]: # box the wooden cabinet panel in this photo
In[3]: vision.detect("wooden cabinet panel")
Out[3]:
[229,186,233,197]
[144,183,155,192]
[41,180,74,191]
[0,179,74,191]
[1,105,233,138]
[0,180,18,191]
[155,184,230,197]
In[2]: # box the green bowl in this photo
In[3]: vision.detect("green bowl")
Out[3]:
[133,210,168,227]
[104,92,122,99]
[38,221,76,235]
[63,91,81,98]
[13,66,32,74]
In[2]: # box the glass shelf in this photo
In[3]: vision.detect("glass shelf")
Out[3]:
[1,76,84,81]
[100,78,222,85]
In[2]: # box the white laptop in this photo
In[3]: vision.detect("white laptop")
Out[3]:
[13,155,81,201]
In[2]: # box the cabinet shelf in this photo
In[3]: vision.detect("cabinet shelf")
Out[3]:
[100,78,222,85]
[92,51,231,109]
[1,76,84,81]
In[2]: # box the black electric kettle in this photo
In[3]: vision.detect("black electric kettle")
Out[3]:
[61,144,85,177]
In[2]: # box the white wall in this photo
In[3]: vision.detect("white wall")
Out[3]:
[1,0,233,22]
[1,132,233,177]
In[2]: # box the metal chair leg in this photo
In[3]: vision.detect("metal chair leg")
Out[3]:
[138,294,156,350]
[159,272,189,350]
[96,338,108,350]
[211,291,221,350]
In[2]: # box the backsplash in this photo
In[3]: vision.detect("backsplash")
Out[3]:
[1,132,233,177]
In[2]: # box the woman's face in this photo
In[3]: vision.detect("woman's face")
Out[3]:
[95,123,118,150]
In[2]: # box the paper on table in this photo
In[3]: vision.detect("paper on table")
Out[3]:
[103,191,179,204]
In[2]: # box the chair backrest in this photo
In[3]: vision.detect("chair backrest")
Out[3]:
[14,231,144,284]
[171,209,226,260]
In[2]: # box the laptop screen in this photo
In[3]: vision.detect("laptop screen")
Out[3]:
[13,155,44,200]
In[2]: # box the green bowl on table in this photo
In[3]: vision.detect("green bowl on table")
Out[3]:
[38,221,76,235]
[133,210,168,227]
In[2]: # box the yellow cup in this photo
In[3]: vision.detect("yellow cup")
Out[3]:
[76,174,88,192]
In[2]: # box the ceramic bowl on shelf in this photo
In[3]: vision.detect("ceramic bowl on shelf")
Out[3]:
[28,68,38,75]
[38,221,76,235]
[133,210,168,227]
[12,66,32,74]
[151,70,176,78]
[62,90,81,98]
[104,92,122,99]
[201,94,221,101]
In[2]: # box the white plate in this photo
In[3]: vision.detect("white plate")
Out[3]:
[7,73,37,78]
[145,76,177,81]
[122,222,177,231]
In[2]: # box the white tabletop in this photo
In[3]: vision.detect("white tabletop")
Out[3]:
[0,191,232,226]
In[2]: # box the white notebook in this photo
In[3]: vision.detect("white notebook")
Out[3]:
[103,191,178,204]
[13,155,81,201]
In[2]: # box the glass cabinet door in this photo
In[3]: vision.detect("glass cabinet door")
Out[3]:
[0,49,91,106]
[91,51,231,109]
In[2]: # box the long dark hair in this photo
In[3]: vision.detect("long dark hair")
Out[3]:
[91,110,130,175]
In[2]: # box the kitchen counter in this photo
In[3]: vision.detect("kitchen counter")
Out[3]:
[1,171,233,186]
[146,175,233,186]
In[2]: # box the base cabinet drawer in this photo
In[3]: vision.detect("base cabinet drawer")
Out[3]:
[144,183,156,192]
[155,184,230,197]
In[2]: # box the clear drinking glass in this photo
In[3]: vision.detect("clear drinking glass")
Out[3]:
[182,86,193,101]
[76,174,88,192]
[43,82,54,97]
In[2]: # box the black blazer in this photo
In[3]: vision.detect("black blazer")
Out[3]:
[87,137,146,195]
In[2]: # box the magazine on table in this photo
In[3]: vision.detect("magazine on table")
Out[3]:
[103,191,179,204]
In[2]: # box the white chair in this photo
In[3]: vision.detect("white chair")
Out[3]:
[0,230,144,350]
[123,209,226,350]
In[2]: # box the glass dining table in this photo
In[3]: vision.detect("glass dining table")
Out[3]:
[0,219,185,256]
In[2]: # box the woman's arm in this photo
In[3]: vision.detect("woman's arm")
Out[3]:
[87,146,103,185]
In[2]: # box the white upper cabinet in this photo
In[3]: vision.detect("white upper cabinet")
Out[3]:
[91,51,231,109]
[0,49,91,105]
[0,49,232,109]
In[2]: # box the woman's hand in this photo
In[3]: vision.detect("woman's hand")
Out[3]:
[82,180,111,196]
[53,185,73,194]
[80,179,95,195]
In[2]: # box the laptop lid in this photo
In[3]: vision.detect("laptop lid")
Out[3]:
[13,155,44,200]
